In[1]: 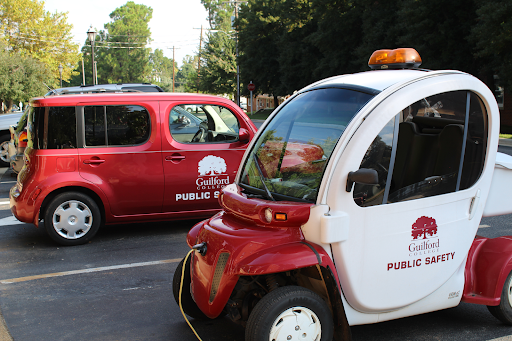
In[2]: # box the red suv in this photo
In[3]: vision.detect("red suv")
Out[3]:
[9,93,256,245]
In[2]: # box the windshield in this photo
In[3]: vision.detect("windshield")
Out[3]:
[239,88,374,202]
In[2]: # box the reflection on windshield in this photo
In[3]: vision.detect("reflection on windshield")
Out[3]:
[240,88,374,202]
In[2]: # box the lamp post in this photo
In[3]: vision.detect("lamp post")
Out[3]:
[58,63,63,88]
[87,26,97,85]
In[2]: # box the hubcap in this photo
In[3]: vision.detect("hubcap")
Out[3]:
[52,200,92,240]
[269,307,321,341]
[0,141,9,163]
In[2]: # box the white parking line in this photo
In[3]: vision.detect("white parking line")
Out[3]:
[0,258,182,284]
[0,216,24,226]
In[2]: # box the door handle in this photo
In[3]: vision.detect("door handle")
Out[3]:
[165,155,185,162]
[83,159,105,165]
[469,189,481,220]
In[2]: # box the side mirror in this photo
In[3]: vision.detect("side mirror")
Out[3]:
[239,128,250,143]
[346,168,379,192]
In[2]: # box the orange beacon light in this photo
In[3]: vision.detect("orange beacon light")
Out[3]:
[368,48,422,69]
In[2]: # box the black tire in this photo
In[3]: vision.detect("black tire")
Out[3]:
[44,192,101,246]
[0,133,10,167]
[172,256,208,320]
[488,271,512,325]
[246,286,334,341]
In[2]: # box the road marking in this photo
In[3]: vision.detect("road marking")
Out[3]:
[479,224,490,228]
[0,258,182,284]
[0,201,9,205]
[0,216,24,226]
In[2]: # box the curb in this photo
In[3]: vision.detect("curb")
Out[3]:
[499,138,512,147]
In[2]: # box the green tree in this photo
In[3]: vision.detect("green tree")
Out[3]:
[199,0,237,96]
[0,45,47,112]
[0,0,79,87]
[237,0,286,102]
[471,0,512,89]
[176,55,199,93]
[397,0,480,75]
[200,30,237,96]
[276,0,319,94]
[99,1,153,83]
[201,0,234,29]
[149,49,176,91]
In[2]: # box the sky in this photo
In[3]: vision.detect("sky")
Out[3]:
[42,0,211,66]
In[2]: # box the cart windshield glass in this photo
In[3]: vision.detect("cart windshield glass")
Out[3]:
[240,88,374,202]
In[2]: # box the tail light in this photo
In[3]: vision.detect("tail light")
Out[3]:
[18,131,27,148]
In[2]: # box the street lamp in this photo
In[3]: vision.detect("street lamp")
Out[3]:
[58,63,63,88]
[87,25,97,85]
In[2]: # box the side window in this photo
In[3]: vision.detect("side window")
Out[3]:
[354,90,487,207]
[84,105,150,146]
[31,106,76,150]
[460,93,487,190]
[353,117,395,207]
[169,104,240,143]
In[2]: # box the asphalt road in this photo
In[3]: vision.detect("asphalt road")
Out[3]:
[1,141,512,341]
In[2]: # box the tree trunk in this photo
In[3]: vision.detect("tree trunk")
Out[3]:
[5,100,13,113]
[273,94,279,110]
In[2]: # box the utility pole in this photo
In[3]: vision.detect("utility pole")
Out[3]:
[197,25,203,93]
[172,46,176,92]
[81,57,85,85]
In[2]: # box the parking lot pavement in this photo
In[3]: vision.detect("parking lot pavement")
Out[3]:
[0,167,14,341]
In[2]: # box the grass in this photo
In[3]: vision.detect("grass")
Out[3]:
[500,134,512,139]
[247,108,274,120]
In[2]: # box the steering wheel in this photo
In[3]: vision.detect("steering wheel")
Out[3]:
[192,126,207,142]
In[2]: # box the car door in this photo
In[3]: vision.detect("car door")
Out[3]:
[77,101,165,217]
[318,78,496,317]
[161,101,252,213]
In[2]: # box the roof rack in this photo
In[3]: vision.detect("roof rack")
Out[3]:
[51,88,144,96]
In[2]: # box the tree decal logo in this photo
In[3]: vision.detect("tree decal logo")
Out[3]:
[198,155,227,176]
[411,216,438,240]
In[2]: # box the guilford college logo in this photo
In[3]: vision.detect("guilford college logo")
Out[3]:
[196,155,230,190]
[409,216,440,256]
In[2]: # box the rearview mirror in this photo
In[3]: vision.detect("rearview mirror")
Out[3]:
[346,168,379,192]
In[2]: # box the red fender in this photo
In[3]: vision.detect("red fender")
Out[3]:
[188,211,338,318]
[238,241,333,275]
[462,236,512,305]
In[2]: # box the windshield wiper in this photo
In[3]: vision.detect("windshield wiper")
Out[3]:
[252,153,275,201]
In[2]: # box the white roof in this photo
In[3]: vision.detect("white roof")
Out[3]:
[306,69,464,92]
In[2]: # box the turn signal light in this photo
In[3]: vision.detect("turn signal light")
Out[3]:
[275,213,287,221]
[368,48,422,70]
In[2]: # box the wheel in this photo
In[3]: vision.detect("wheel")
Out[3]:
[488,271,512,325]
[172,256,207,319]
[44,192,101,246]
[191,126,206,142]
[246,286,334,341]
[0,134,10,167]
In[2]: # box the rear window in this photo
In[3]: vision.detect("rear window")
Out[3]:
[29,106,76,149]
[121,86,162,92]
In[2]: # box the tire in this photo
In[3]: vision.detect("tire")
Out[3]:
[488,271,512,325]
[172,256,208,320]
[246,286,334,341]
[44,192,101,246]
[0,134,10,167]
